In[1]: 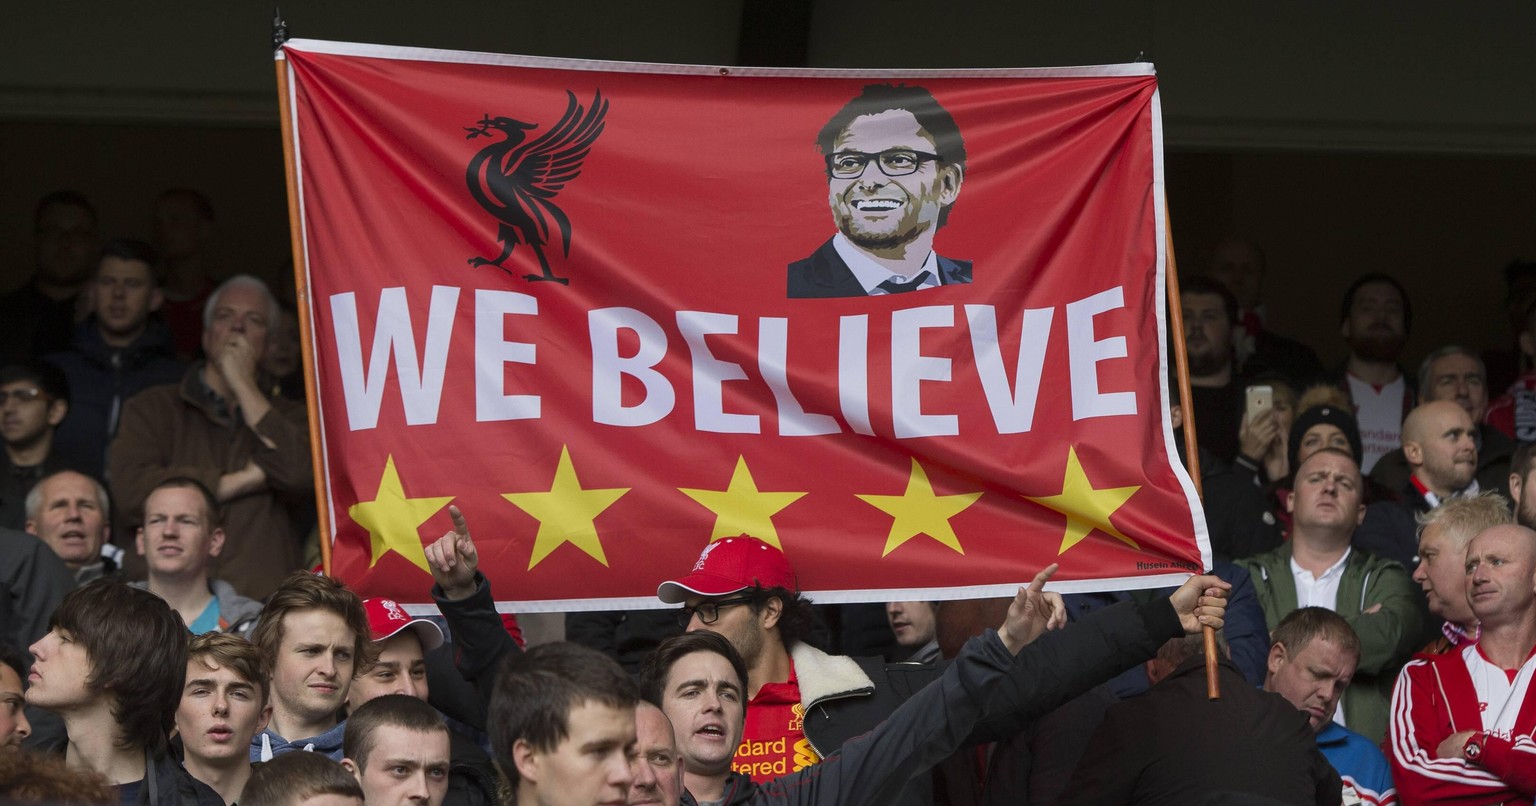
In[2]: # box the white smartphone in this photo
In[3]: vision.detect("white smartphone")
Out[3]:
[1244,385,1273,423]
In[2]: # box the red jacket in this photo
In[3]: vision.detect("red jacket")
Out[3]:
[1486,371,1536,443]
[1388,644,1536,804]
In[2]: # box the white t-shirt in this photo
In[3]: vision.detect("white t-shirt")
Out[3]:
[1291,548,1353,726]
[1346,374,1406,474]
[1462,643,1536,736]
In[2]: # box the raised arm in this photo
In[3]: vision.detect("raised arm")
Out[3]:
[970,572,1229,741]
[759,572,1229,806]
[997,564,1068,654]
[424,507,522,688]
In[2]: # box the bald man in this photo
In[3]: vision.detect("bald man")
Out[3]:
[1389,524,1536,802]
[1355,400,1482,571]
[1372,347,1514,501]
[1404,401,1480,503]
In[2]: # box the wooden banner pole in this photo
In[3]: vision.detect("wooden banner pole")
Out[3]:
[1162,207,1220,699]
[274,50,336,576]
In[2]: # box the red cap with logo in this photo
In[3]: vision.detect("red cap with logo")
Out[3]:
[656,537,797,603]
[363,597,445,651]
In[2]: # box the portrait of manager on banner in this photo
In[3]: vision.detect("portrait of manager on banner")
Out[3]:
[787,84,973,299]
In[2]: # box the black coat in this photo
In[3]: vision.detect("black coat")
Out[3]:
[445,730,501,806]
[566,609,681,675]
[44,317,185,480]
[1368,422,1516,503]
[1060,656,1341,805]
[33,737,223,806]
[683,599,1187,806]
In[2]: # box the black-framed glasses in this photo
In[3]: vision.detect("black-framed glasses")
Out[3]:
[677,596,754,628]
[826,148,942,179]
[0,388,44,406]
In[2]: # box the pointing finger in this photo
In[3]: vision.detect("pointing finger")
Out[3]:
[1028,563,1060,593]
[449,505,470,539]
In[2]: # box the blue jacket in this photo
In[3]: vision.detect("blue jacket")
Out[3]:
[1316,721,1395,805]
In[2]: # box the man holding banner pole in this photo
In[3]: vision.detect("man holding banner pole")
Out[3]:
[656,533,1230,799]
[642,569,1227,806]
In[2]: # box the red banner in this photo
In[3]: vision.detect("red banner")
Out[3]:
[279,40,1209,613]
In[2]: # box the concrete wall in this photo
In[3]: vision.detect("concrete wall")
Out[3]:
[3,2,1533,369]
[9,2,1531,153]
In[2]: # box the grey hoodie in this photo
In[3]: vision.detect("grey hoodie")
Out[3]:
[127,578,264,639]
[249,720,348,763]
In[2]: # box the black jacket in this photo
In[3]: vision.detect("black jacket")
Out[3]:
[44,317,185,480]
[445,730,501,806]
[1,526,74,656]
[1353,482,1437,573]
[684,598,1186,806]
[140,747,225,806]
[1241,328,1325,390]
[1368,421,1515,503]
[34,737,222,806]
[566,609,681,675]
[1060,656,1341,805]
[433,573,524,721]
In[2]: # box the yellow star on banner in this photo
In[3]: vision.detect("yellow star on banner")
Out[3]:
[348,455,454,573]
[678,456,807,549]
[1025,447,1141,555]
[503,445,629,570]
[856,459,982,557]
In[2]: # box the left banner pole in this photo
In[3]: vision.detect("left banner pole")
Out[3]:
[275,45,336,577]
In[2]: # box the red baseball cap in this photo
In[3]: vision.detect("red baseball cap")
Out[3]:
[656,537,797,604]
[363,597,445,651]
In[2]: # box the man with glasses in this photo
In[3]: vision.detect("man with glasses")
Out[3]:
[0,362,71,531]
[787,83,970,298]
[658,538,848,783]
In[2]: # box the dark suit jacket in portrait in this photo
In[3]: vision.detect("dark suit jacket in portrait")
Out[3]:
[786,237,972,299]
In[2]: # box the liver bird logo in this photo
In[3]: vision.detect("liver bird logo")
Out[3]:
[464,90,609,285]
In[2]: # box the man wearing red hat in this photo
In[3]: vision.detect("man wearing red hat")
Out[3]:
[348,597,500,806]
[657,537,832,783]
[348,597,445,710]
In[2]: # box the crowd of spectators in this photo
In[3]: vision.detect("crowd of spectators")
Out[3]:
[0,186,1533,806]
